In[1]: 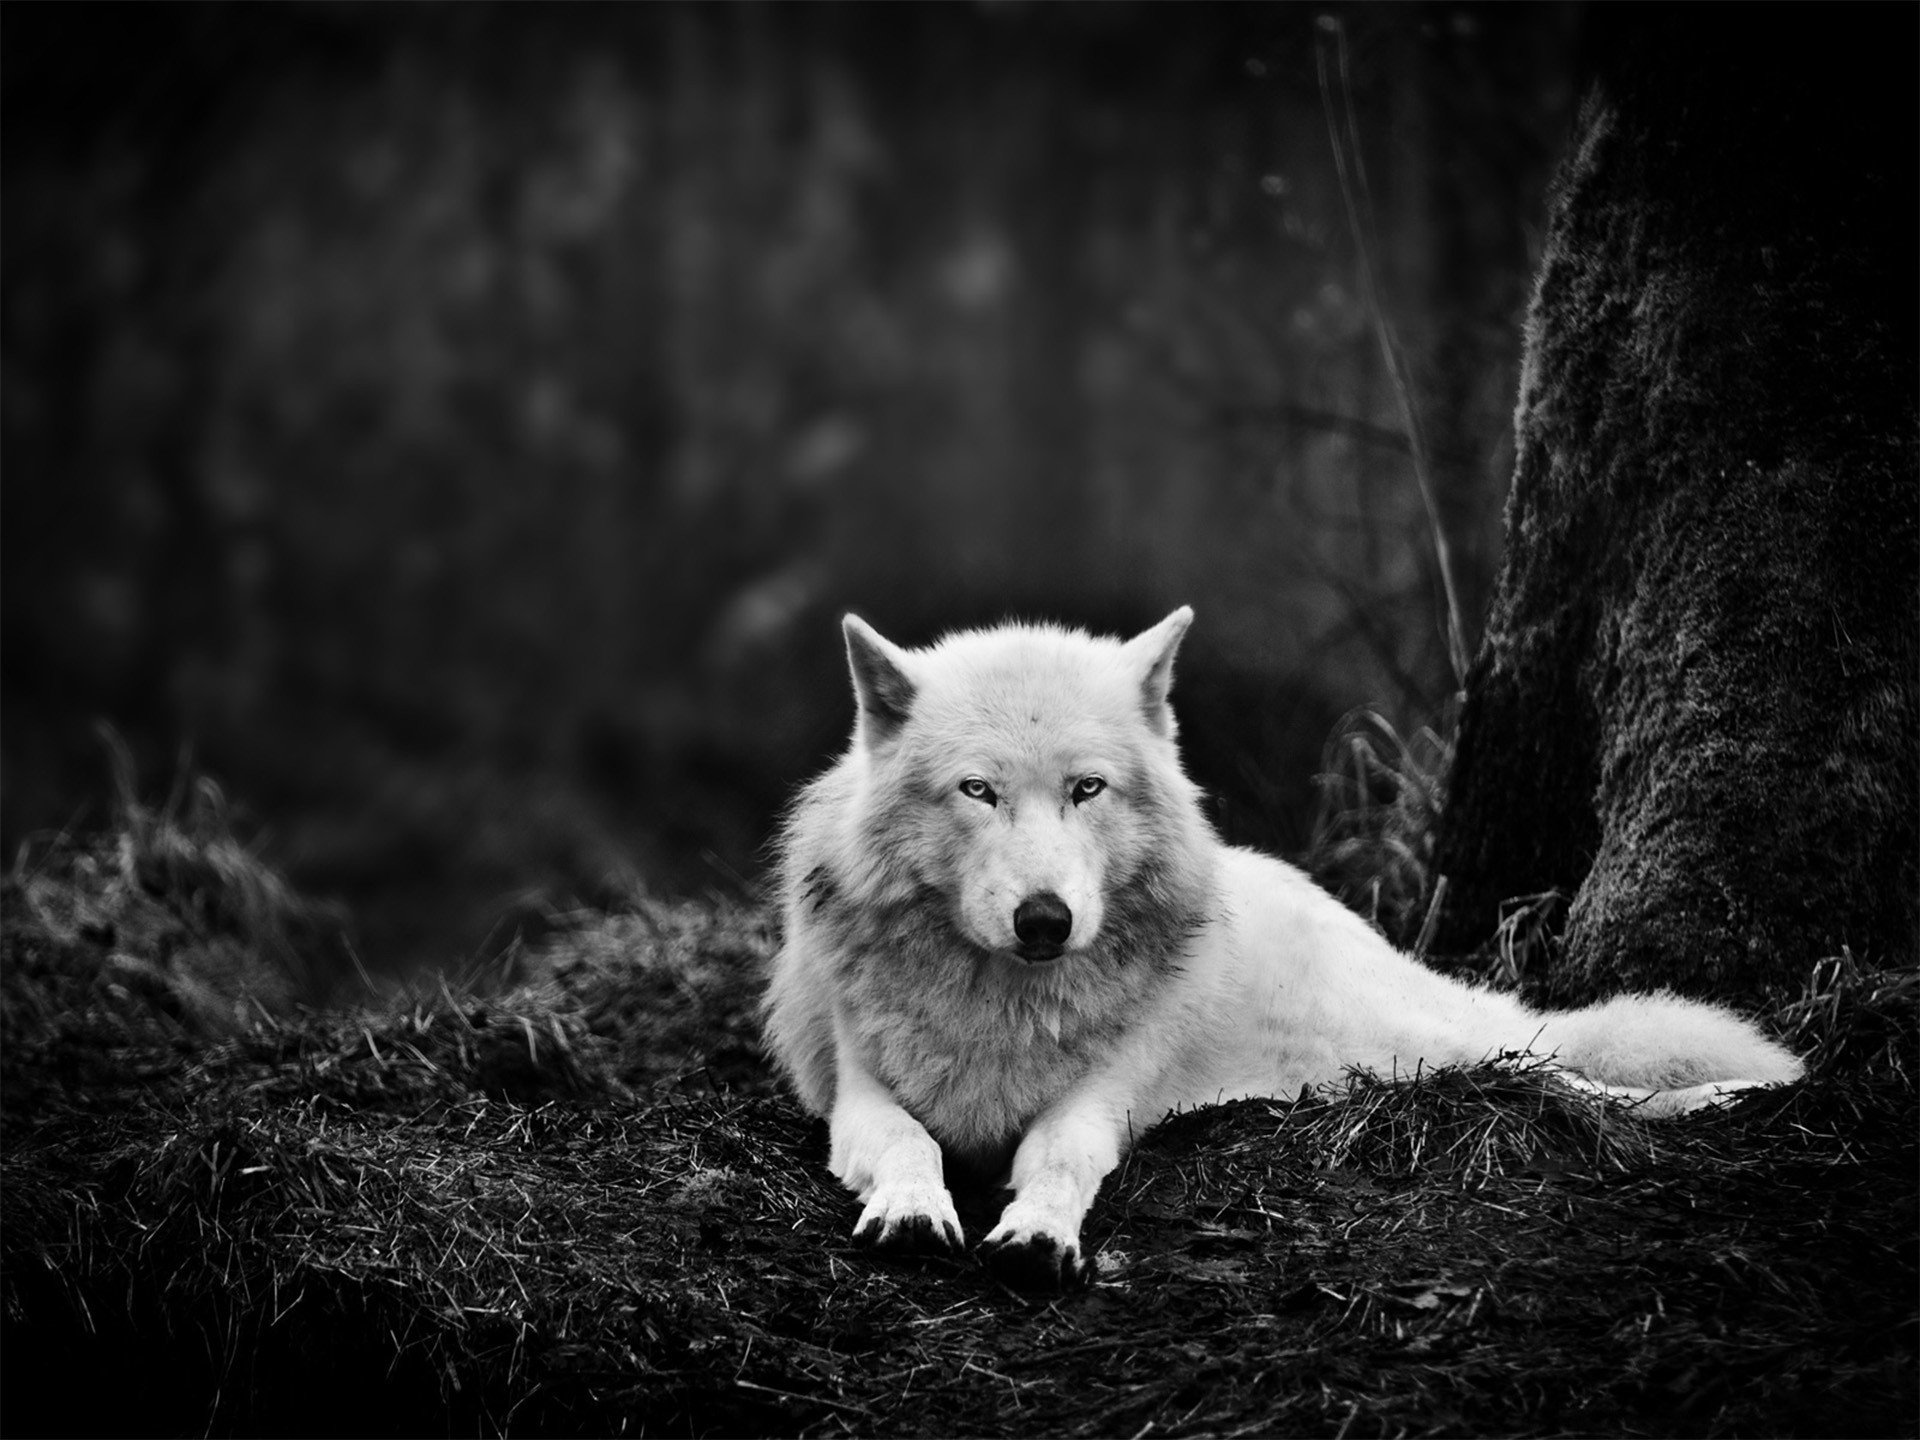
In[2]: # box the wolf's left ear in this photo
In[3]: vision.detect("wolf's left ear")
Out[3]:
[842,614,917,746]
[1121,606,1193,738]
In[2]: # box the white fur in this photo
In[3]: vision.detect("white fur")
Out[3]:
[763,609,1805,1287]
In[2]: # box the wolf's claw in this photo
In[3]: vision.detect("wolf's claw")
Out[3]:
[850,1184,964,1253]
[979,1231,1091,1291]
[852,1211,963,1253]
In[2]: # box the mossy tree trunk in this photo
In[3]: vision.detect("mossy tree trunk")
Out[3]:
[1428,12,1918,1006]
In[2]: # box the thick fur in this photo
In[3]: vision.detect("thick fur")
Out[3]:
[764,609,1804,1289]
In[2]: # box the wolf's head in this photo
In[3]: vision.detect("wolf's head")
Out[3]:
[836,608,1207,967]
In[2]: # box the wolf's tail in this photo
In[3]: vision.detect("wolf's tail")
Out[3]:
[1530,991,1803,1092]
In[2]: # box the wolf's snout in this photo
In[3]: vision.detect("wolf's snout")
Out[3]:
[1013,893,1073,961]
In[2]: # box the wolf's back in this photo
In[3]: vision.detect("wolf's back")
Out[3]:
[1531,992,1803,1090]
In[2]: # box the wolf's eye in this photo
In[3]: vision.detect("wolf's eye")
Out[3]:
[958,777,997,805]
[1071,776,1107,804]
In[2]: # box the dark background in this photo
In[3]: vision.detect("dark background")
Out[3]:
[3,2,1578,970]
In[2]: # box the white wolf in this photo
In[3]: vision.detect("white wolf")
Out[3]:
[763,608,1804,1289]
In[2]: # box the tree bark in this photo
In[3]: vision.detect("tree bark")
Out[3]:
[1428,11,1919,1005]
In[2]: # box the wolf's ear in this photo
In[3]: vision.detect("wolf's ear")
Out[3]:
[842,614,917,745]
[1121,606,1193,738]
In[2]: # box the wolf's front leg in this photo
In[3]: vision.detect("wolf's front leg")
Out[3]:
[979,1093,1128,1290]
[829,1020,963,1254]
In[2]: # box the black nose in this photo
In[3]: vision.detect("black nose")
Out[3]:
[1013,892,1073,960]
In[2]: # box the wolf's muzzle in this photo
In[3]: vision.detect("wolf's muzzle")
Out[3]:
[1013,892,1073,963]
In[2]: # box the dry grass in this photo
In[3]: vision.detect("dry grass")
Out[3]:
[3,793,1914,1438]
[2,737,351,1102]
[1307,707,1452,951]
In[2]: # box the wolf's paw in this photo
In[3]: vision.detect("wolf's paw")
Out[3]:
[850,1183,964,1254]
[1568,1073,1782,1118]
[1649,1078,1773,1115]
[979,1222,1091,1292]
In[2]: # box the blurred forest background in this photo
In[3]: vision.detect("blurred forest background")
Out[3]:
[3,3,1578,971]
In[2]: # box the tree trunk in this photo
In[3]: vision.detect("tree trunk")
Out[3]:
[1428,11,1919,1006]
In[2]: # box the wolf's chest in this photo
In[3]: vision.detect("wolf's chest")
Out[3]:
[850,971,1109,1159]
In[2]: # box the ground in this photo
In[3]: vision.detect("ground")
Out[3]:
[1,793,1914,1438]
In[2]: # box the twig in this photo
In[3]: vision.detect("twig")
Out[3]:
[1316,16,1471,688]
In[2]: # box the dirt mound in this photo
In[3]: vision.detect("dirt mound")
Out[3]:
[3,812,1913,1437]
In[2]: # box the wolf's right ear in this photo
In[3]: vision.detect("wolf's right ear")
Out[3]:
[842,614,916,746]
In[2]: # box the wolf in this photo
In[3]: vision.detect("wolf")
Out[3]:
[762,608,1804,1290]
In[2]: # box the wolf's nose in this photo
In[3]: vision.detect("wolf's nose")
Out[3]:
[1013,893,1073,959]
